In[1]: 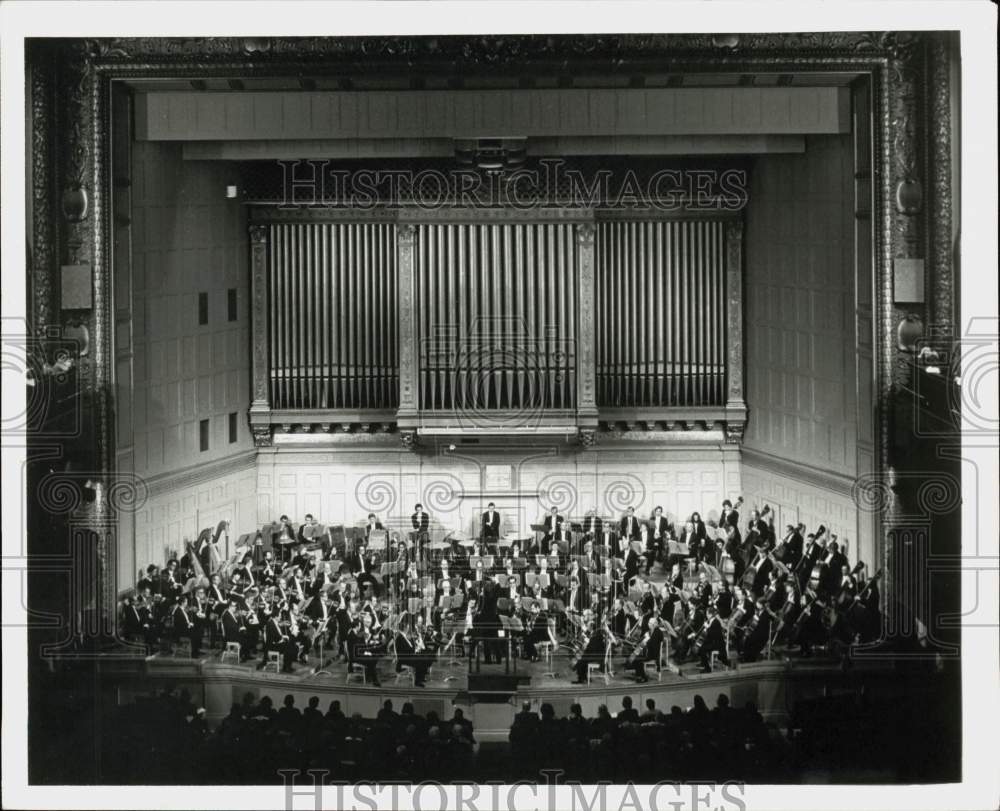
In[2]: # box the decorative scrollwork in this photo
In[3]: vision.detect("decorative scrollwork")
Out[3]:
[537,475,579,515]
[602,475,646,515]
[107,474,150,514]
[37,472,84,514]
[354,475,398,515]
[423,474,464,514]
[917,474,962,515]
[851,473,895,516]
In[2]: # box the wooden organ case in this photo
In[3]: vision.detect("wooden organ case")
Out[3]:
[247,205,746,448]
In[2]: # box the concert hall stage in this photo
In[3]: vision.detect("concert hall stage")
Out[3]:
[98,649,895,742]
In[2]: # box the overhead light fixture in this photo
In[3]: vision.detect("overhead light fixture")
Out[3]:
[454,138,527,173]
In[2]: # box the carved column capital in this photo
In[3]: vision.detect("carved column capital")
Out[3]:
[398,222,416,245]
[249,223,268,243]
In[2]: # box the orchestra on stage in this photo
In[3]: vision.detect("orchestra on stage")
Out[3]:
[121,497,883,684]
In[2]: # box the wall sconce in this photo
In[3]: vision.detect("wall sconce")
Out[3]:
[61,185,89,222]
[897,314,923,352]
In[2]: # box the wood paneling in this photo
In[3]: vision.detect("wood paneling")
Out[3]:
[130,143,252,478]
[254,449,738,538]
[137,87,850,141]
[744,135,857,476]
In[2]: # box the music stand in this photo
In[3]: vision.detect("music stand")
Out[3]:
[513,557,528,570]
[573,554,592,571]
[498,615,521,674]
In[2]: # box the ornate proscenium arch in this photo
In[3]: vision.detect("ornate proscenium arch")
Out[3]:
[25,31,957,639]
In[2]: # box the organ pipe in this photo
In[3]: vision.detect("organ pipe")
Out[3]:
[414,222,578,412]
[595,219,727,408]
[267,222,398,410]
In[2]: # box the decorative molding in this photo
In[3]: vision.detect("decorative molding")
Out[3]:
[30,51,56,336]
[926,34,954,335]
[251,424,273,447]
[400,430,417,451]
[141,450,257,499]
[79,32,925,68]
[740,446,856,497]
[398,207,594,224]
[249,206,399,223]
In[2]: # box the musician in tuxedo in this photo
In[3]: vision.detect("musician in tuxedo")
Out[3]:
[720,499,740,529]
[822,540,849,595]
[624,545,642,587]
[631,616,664,683]
[739,597,774,662]
[746,508,774,546]
[729,586,756,650]
[499,560,522,599]
[571,622,607,684]
[619,506,642,542]
[137,564,162,597]
[122,595,155,654]
[394,625,434,687]
[609,598,628,641]
[694,606,727,673]
[411,503,430,536]
[649,506,671,565]
[160,559,183,603]
[221,598,252,660]
[275,514,298,562]
[258,606,298,672]
[540,506,566,555]
[347,612,384,686]
[286,567,306,604]
[481,500,501,540]
[689,512,709,559]
[271,577,289,606]
[364,513,384,541]
[304,592,334,648]
[777,524,804,570]
[171,594,202,657]
[637,523,654,575]
[297,513,319,544]
[254,550,278,587]
[582,509,603,541]
[692,570,713,621]
[797,532,825,590]
[714,579,735,620]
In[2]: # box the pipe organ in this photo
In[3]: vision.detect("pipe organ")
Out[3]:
[415,222,577,413]
[266,222,398,411]
[596,219,727,408]
[248,210,745,444]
